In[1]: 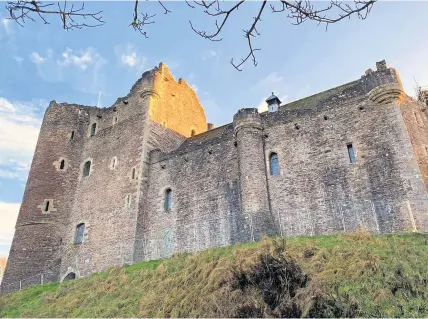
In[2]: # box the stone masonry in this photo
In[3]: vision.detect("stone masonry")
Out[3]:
[2,60,428,293]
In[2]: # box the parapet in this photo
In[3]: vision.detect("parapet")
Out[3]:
[364,60,405,105]
[233,108,262,135]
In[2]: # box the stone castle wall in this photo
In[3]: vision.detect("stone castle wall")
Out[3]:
[2,61,428,293]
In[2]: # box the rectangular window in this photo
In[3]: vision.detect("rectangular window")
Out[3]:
[347,143,356,164]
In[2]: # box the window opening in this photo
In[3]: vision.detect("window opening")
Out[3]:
[90,123,97,136]
[164,188,172,212]
[74,223,85,244]
[71,131,75,140]
[191,129,196,137]
[60,160,65,170]
[132,168,136,179]
[269,153,280,176]
[347,143,356,164]
[44,201,50,212]
[83,161,91,177]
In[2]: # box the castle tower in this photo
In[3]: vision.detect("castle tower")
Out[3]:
[1,102,82,293]
[233,108,278,241]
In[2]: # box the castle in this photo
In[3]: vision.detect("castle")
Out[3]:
[2,60,428,293]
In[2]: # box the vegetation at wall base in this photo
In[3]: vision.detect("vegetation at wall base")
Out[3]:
[1,232,428,318]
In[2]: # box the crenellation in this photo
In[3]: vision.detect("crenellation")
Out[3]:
[2,60,428,294]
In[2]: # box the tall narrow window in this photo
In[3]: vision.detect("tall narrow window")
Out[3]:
[83,161,91,177]
[60,160,65,170]
[70,131,75,140]
[191,129,196,137]
[164,188,172,212]
[90,123,97,136]
[347,143,356,164]
[44,201,50,212]
[269,153,280,176]
[132,168,136,179]
[74,223,85,244]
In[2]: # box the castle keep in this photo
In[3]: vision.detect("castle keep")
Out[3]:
[2,61,428,292]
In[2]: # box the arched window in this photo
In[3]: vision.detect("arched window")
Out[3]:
[269,153,280,176]
[191,129,196,137]
[83,161,91,177]
[90,123,97,136]
[164,188,172,212]
[60,159,65,170]
[74,223,85,244]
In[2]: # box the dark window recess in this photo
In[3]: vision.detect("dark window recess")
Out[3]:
[191,129,196,137]
[90,123,97,136]
[70,131,75,140]
[83,161,91,177]
[60,160,65,170]
[269,153,280,176]
[347,143,356,164]
[132,168,136,179]
[74,223,85,244]
[164,188,172,212]
[44,201,50,212]
[64,272,76,281]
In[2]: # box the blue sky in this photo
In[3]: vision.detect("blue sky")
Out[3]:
[1,1,428,258]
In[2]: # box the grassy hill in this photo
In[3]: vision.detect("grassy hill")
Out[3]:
[1,232,428,317]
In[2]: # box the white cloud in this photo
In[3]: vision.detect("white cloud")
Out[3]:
[202,50,220,61]
[57,47,100,70]
[0,97,16,112]
[116,44,147,72]
[0,202,20,257]
[13,56,23,64]
[30,52,46,65]
[0,97,45,181]
[1,18,11,35]
[190,84,199,92]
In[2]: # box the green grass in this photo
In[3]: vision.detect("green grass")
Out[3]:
[1,232,428,317]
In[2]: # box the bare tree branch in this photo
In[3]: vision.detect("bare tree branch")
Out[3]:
[6,0,104,30]
[4,0,377,70]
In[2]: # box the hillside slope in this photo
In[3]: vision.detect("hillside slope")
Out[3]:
[1,233,428,317]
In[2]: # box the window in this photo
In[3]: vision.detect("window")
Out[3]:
[90,123,97,136]
[347,143,356,164]
[83,161,91,177]
[111,157,117,169]
[132,168,136,179]
[70,131,75,140]
[114,117,118,124]
[269,153,280,176]
[74,223,85,244]
[164,188,172,212]
[60,160,65,170]
[44,201,50,212]
[191,129,196,137]
[125,194,131,208]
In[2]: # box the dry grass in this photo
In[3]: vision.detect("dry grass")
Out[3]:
[1,232,428,317]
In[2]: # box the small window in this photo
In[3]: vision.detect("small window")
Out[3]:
[70,131,75,140]
[269,153,280,176]
[74,223,85,244]
[90,123,97,136]
[125,194,131,208]
[44,201,50,212]
[424,145,428,156]
[111,157,117,169]
[191,129,196,137]
[132,168,136,179]
[83,161,91,177]
[347,143,356,164]
[164,188,172,212]
[60,160,65,170]
[114,117,118,124]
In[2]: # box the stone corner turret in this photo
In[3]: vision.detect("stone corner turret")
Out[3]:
[363,60,406,105]
[233,108,262,135]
